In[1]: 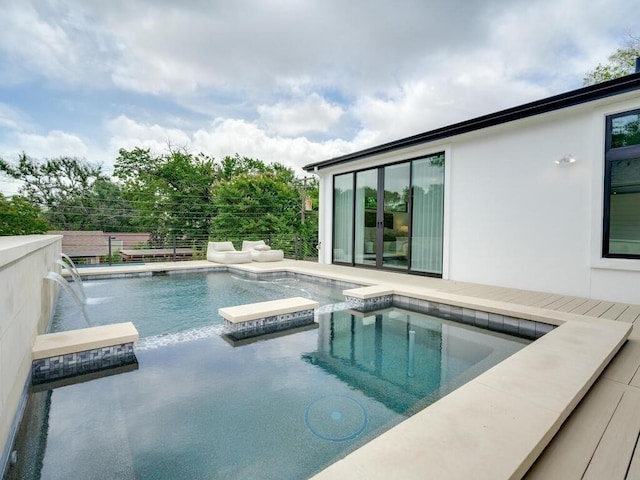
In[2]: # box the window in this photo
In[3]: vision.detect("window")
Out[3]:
[604,109,640,258]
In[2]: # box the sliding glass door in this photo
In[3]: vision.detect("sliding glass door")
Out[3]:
[355,169,377,266]
[411,154,445,274]
[332,153,445,276]
[333,173,353,263]
[382,163,410,269]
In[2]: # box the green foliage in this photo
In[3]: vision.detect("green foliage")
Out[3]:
[1,146,319,259]
[0,194,50,235]
[584,36,640,86]
[212,168,300,241]
[114,147,216,245]
[0,153,136,231]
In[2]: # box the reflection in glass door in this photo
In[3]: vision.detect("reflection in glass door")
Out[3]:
[355,169,377,266]
[382,163,410,269]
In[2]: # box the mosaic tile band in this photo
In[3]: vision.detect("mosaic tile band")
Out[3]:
[224,309,316,339]
[393,295,554,339]
[345,295,393,312]
[32,343,136,385]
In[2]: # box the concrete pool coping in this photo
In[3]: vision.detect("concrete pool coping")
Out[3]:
[32,322,139,360]
[219,297,320,324]
[62,260,634,478]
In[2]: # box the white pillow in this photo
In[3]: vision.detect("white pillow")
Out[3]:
[210,241,235,252]
[254,244,271,251]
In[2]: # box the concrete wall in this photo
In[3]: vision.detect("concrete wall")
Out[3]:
[0,235,61,469]
[315,91,640,304]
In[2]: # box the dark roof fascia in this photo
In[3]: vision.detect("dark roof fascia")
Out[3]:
[303,73,640,172]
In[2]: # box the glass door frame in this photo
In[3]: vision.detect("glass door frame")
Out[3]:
[332,153,444,278]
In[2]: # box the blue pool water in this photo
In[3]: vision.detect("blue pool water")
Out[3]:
[6,272,528,480]
[49,271,347,337]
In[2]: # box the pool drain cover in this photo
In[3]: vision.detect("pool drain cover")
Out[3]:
[305,395,368,442]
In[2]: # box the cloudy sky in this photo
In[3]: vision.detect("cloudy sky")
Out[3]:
[0,0,637,194]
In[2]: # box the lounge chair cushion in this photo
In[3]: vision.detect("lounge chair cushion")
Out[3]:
[206,242,252,264]
[241,240,284,262]
[210,241,236,252]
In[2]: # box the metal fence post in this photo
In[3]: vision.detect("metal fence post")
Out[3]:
[173,234,177,262]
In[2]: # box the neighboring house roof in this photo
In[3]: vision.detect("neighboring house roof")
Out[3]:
[47,231,151,257]
[48,230,110,257]
[105,232,151,249]
[303,72,640,172]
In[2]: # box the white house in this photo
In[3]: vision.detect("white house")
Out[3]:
[303,71,640,304]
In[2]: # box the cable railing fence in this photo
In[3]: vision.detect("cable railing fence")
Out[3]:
[56,230,319,266]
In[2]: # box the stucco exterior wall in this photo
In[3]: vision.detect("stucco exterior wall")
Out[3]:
[315,92,640,304]
[447,107,593,296]
[0,235,61,469]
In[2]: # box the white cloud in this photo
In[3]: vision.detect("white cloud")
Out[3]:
[104,114,356,175]
[0,2,75,83]
[14,130,89,159]
[0,103,30,131]
[257,93,344,136]
[106,115,192,154]
[192,118,355,172]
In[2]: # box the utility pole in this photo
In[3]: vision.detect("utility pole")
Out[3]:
[301,176,307,226]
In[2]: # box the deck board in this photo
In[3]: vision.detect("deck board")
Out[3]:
[625,435,640,480]
[569,299,603,315]
[523,379,625,480]
[531,294,564,308]
[584,301,616,318]
[601,329,640,385]
[618,305,640,324]
[557,297,590,313]
[544,296,581,311]
[582,388,640,480]
[517,292,557,306]
[600,303,631,321]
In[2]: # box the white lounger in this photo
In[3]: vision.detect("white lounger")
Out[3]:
[241,240,284,262]
[206,241,252,264]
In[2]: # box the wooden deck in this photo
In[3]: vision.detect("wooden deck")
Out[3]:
[72,260,640,478]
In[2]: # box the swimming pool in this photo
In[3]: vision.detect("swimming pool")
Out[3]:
[49,271,348,337]
[6,272,528,479]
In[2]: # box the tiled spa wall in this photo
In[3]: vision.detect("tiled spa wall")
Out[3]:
[393,294,554,340]
[233,269,554,340]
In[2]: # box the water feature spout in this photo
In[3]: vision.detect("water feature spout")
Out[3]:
[56,258,86,303]
[45,272,92,326]
[60,253,87,303]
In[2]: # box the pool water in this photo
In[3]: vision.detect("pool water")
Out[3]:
[50,271,347,337]
[6,273,528,480]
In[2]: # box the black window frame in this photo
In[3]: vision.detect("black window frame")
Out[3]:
[603,108,640,259]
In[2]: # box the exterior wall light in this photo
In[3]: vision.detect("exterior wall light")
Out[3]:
[555,154,577,165]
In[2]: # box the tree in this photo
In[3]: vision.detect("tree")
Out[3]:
[212,169,299,240]
[584,35,640,86]
[0,153,135,230]
[114,147,216,245]
[0,194,50,235]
